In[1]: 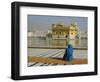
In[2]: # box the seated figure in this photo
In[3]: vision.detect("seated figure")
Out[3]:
[63,44,73,61]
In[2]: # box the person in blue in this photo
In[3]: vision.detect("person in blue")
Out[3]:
[63,44,73,61]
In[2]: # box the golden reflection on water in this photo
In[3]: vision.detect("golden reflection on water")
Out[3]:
[68,39,80,47]
[28,37,87,48]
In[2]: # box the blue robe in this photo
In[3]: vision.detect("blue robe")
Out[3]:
[63,45,73,61]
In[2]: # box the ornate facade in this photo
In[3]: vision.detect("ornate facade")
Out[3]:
[52,23,79,39]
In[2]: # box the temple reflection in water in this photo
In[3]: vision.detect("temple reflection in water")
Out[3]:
[28,23,87,48]
[28,37,87,48]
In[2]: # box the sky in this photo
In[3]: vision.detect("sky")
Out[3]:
[28,15,88,32]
